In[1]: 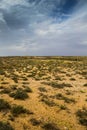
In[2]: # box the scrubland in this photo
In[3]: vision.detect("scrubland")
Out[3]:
[0,56,87,130]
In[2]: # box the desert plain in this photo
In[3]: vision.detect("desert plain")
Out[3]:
[0,56,87,130]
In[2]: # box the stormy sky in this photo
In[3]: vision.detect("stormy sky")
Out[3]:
[0,0,87,56]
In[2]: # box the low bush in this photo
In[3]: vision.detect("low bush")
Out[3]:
[0,99,11,111]
[30,118,41,126]
[0,88,11,94]
[59,104,67,110]
[42,123,60,130]
[41,98,56,107]
[24,86,32,93]
[9,88,29,100]
[38,87,47,92]
[11,105,28,117]
[76,107,87,126]
[55,93,76,103]
[0,121,14,130]
[42,82,72,89]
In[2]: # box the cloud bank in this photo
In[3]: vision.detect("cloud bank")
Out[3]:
[0,0,87,56]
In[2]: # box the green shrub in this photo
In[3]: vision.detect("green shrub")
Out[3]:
[0,121,14,130]
[55,76,61,81]
[55,93,76,103]
[11,85,17,90]
[0,99,11,111]
[9,88,29,100]
[38,87,47,92]
[42,82,72,89]
[76,107,87,126]
[81,71,87,76]
[30,118,41,126]
[11,105,28,117]
[63,97,76,103]
[1,88,11,94]
[8,115,14,121]
[24,86,32,93]
[12,77,18,83]
[55,93,63,100]
[59,105,67,110]
[42,123,60,130]
[0,70,5,75]
[41,98,56,107]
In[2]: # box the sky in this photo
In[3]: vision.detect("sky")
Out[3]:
[0,0,87,56]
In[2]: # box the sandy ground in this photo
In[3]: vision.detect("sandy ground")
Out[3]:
[0,56,87,130]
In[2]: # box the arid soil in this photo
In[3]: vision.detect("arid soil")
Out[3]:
[0,56,87,130]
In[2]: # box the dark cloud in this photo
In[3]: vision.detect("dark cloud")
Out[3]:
[3,5,30,29]
[1,0,79,30]
[0,0,80,30]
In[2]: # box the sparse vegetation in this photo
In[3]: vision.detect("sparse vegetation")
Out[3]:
[11,105,28,117]
[0,99,11,111]
[41,98,56,107]
[23,86,32,93]
[0,121,14,130]
[0,88,11,94]
[59,104,67,110]
[30,118,41,126]
[42,82,72,89]
[42,123,60,130]
[55,93,76,103]
[76,107,87,126]
[38,87,47,92]
[12,77,18,83]
[0,70,5,75]
[9,88,29,100]
[0,56,87,130]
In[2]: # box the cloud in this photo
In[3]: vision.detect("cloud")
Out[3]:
[0,0,87,56]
